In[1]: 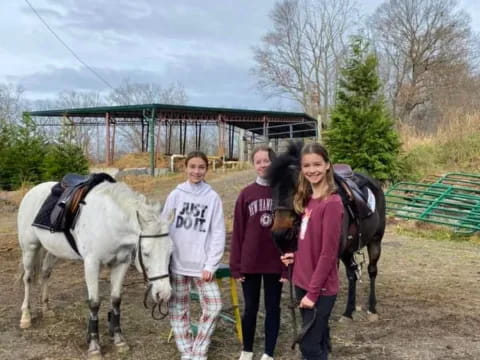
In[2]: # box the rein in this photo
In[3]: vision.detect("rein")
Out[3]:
[138,233,170,320]
[273,207,316,349]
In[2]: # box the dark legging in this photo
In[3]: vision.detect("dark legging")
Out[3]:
[241,273,283,357]
[295,287,336,360]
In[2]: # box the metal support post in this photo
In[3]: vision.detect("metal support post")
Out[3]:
[149,108,156,176]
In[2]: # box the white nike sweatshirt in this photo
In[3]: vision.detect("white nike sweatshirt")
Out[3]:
[162,181,226,277]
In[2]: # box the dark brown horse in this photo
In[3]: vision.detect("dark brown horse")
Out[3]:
[267,141,386,321]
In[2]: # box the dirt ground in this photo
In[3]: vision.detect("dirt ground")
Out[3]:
[1,170,479,360]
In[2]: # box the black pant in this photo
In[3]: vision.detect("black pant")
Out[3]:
[241,273,283,357]
[295,287,336,360]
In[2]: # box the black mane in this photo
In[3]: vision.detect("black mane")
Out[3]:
[266,141,303,188]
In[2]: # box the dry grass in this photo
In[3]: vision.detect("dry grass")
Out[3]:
[399,113,480,152]
[398,113,480,180]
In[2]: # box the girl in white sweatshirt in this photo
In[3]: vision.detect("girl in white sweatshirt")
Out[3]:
[162,151,226,360]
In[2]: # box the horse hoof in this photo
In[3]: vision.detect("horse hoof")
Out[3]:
[367,311,379,322]
[20,320,31,329]
[338,315,353,323]
[115,342,130,353]
[87,350,103,360]
[355,305,362,312]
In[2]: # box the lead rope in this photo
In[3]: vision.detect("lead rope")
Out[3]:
[287,263,298,349]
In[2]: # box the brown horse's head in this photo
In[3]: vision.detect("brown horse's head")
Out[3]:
[266,141,303,254]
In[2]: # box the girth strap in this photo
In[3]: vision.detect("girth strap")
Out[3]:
[64,229,80,256]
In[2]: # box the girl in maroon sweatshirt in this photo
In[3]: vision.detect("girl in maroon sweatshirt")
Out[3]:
[230,145,287,360]
[281,143,343,360]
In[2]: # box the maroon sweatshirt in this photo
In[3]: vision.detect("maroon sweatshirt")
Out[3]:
[293,194,344,302]
[229,182,287,279]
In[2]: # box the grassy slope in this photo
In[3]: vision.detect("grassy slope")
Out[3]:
[402,132,480,181]
[392,124,480,241]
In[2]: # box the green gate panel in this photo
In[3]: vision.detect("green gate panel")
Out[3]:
[385,173,480,234]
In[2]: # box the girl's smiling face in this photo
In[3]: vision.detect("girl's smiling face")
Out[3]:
[253,150,271,178]
[301,153,330,186]
[186,157,208,184]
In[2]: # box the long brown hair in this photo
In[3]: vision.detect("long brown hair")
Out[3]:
[293,143,336,214]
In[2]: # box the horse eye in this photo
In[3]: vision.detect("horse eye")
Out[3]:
[142,252,150,258]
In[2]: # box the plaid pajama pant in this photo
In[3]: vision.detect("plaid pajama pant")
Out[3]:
[169,273,223,360]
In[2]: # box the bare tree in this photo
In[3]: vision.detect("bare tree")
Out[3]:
[108,79,188,152]
[371,0,476,129]
[252,0,358,123]
[0,83,25,124]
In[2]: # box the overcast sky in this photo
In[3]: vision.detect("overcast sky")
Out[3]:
[1,0,479,111]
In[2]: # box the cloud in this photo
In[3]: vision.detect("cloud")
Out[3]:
[13,60,286,110]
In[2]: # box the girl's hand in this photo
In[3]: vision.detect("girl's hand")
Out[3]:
[236,276,245,282]
[201,270,214,282]
[279,277,288,283]
[299,295,315,309]
[280,252,295,266]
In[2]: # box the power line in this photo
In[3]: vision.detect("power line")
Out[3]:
[24,0,116,91]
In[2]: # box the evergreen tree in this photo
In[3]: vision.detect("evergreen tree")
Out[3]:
[0,115,89,190]
[324,37,401,182]
[41,142,89,181]
[0,116,46,189]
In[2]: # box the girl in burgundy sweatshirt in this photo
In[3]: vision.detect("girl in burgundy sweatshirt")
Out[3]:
[281,143,343,360]
[230,145,287,360]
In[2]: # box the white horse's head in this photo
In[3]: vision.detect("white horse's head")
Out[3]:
[135,202,174,303]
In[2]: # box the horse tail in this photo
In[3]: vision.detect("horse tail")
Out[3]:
[15,246,47,286]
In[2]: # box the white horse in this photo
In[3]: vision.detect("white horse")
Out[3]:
[17,180,173,359]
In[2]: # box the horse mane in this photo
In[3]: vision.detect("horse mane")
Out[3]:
[267,141,303,187]
[94,181,151,216]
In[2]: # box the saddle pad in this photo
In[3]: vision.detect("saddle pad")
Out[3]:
[366,187,376,213]
[32,182,63,230]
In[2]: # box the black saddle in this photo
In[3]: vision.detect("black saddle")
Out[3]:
[333,164,373,220]
[61,173,90,188]
[33,173,116,255]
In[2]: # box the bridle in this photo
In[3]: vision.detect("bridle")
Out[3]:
[137,233,170,320]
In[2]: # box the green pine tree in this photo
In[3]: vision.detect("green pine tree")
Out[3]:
[0,115,89,190]
[41,142,89,182]
[324,37,401,182]
[0,116,47,190]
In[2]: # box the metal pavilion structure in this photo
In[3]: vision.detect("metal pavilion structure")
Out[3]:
[25,104,317,175]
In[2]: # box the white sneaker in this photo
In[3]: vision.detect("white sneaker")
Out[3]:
[260,354,274,360]
[239,351,253,360]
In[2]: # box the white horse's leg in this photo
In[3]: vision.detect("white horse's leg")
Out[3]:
[84,258,103,360]
[20,243,41,329]
[108,262,130,352]
[40,252,57,317]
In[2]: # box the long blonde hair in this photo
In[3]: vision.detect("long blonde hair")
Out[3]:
[293,143,336,214]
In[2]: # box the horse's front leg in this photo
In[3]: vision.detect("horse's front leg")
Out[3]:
[108,262,130,353]
[84,258,102,360]
[341,253,357,319]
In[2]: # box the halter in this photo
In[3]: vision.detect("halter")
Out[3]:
[137,232,170,320]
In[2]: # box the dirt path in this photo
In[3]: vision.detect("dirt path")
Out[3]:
[1,171,479,359]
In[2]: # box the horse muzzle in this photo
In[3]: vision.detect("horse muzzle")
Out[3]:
[151,279,172,303]
[272,228,298,254]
